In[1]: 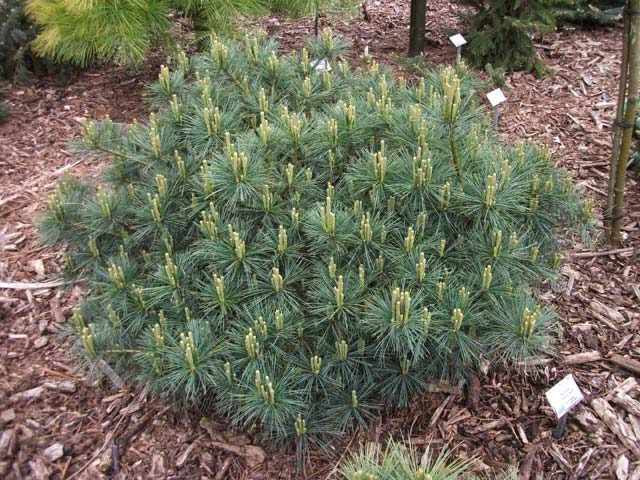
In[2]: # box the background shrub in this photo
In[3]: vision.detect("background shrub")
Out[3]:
[465,0,555,74]
[1,0,71,83]
[25,0,360,68]
[549,0,624,26]
[41,31,586,455]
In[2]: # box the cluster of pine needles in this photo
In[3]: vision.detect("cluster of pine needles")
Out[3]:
[40,29,590,461]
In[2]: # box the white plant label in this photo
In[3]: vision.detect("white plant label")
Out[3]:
[314,59,331,72]
[487,88,506,107]
[449,34,467,48]
[545,374,584,418]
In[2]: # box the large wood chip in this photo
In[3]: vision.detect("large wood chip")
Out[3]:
[591,300,626,325]
[616,455,629,480]
[562,351,602,365]
[591,398,640,458]
[608,355,640,376]
[606,378,639,400]
[209,440,266,470]
[573,407,603,434]
[612,391,640,417]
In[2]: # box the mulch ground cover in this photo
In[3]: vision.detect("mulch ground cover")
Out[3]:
[1,1,639,478]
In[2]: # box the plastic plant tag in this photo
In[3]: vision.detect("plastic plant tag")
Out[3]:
[545,374,584,418]
[487,88,506,107]
[314,59,331,72]
[449,34,467,48]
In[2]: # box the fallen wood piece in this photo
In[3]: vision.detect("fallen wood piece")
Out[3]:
[571,448,595,480]
[630,415,640,441]
[519,444,539,480]
[517,356,553,367]
[591,398,640,458]
[616,455,629,480]
[176,442,197,469]
[563,351,602,365]
[574,407,603,434]
[466,418,506,435]
[0,280,66,290]
[608,355,640,376]
[549,444,573,476]
[466,372,481,412]
[209,441,266,469]
[213,457,233,480]
[612,391,640,417]
[572,246,636,258]
[591,300,626,324]
[9,386,44,404]
[429,395,452,427]
[426,382,462,396]
[606,378,639,400]
[96,359,125,389]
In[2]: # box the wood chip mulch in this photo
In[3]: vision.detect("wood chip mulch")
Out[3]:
[0,1,639,479]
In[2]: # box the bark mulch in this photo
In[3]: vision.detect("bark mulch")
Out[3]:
[1,1,639,478]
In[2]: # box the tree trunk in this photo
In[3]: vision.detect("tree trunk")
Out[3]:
[610,0,640,244]
[606,9,630,227]
[408,0,427,57]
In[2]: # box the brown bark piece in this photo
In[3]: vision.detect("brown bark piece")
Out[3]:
[591,398,640,458]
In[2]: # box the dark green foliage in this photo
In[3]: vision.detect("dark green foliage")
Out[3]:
[41,31,587,454]
[484,63,508,90]
[1,0,72,83]
[549,0,624,26]
[466,0,555,74]
[0,0,33,81]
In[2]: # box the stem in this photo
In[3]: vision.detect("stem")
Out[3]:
[103,349,143,354]
[449,124,462,178]
[92,144,150,167]
[611,0,640,244]
[606,9,630,226]
[221,65,251,97]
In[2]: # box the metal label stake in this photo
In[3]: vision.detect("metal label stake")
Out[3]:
[486,88,506,130]
[545,374,584,440]
[449,34,467,63]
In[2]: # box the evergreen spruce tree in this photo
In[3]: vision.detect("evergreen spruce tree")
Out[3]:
[466,0,556,74]
[1,0,69,83]
[549,0,624,26]
[40,30,588,460]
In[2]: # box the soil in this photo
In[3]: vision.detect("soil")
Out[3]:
[1,1,639,479]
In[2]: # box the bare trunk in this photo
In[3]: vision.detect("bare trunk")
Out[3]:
[610,0,640,244]
[606,10,630,226]
[408,0,427,57]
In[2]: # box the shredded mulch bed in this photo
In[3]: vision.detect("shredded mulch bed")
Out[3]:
[1,1,639,478]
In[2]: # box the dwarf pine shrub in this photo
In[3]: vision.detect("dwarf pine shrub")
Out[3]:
[339,439,473,479]
[339,438,518,479]
[41,30,587,455]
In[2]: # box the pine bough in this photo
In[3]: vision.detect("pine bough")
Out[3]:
[40,30,589,457]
